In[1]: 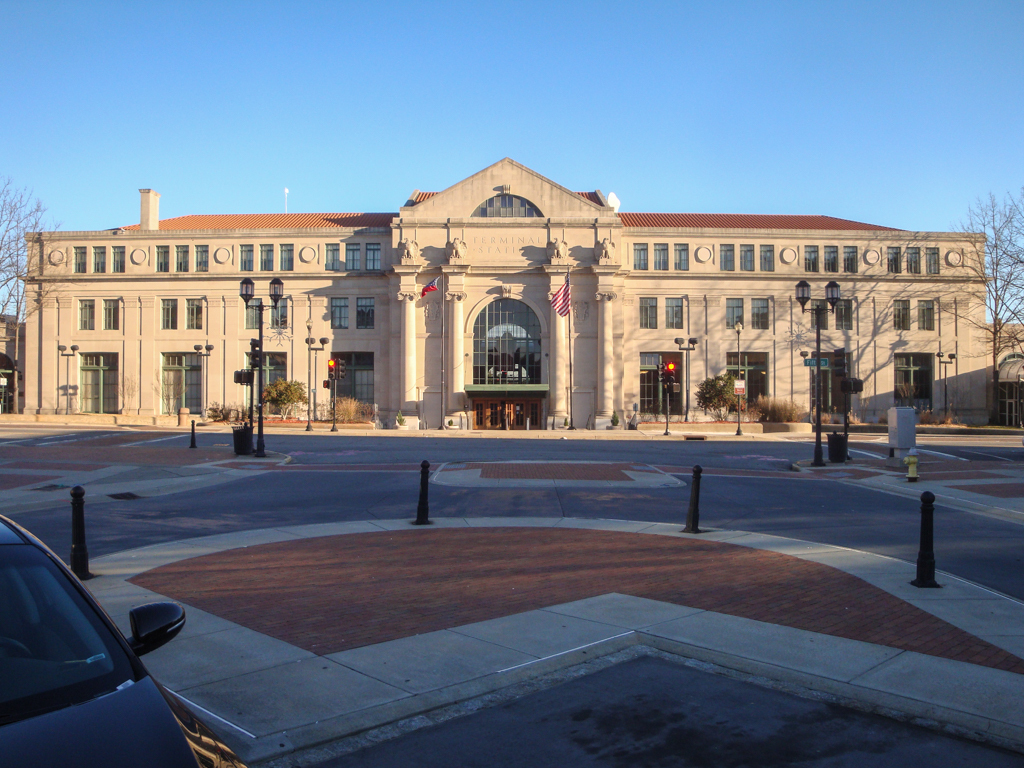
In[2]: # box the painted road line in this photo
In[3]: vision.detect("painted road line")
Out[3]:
[959,449,1012,462]
[119,435,188,447]
[916,448,969,461]
[848,448,886,459]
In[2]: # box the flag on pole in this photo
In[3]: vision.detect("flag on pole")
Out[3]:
[421,276,440,298]
[550,271,571,317]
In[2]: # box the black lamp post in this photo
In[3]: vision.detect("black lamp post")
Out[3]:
[674,337,699,422]
[796,280,841,467]
[57,344,79,415]
[936,352,955,419]
[733,322,744,436]
[240,277,284,458]
[193,344,214,420]
[304,321,328,432]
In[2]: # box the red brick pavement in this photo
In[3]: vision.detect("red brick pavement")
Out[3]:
[0,474,58,491]
[947,483,1024,498]
[130,528,1024,674]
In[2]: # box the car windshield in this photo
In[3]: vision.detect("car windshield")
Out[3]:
[0,544,137,725]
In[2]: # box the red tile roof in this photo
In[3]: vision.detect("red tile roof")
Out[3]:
[412,191,437,203]
[121,212,394,230]
[576,191,603,204]
[618,212,900,231]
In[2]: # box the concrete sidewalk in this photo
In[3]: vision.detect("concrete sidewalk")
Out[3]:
[83,518,1024,766]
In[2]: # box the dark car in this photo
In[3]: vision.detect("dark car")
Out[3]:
[0,515,246,767]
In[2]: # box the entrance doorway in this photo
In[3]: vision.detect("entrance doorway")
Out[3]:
[473,399,542,430]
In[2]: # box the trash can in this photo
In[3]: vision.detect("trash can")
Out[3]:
[827,431,848,463]
[232,424,253,456]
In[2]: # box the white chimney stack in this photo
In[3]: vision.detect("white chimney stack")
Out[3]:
[140,189,161,231]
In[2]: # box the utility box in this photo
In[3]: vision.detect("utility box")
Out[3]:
[887,407,916,465]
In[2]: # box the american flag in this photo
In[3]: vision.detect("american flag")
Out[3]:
[421,276,439,298]
[550,271,571,317]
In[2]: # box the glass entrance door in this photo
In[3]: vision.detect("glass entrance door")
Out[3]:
[472,399,540,430]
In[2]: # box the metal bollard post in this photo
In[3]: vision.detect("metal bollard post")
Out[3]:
[190,419,197,449]
[69,486,92,580]
[683,465,702,533]
[414,460,431,525]
[911,491,941,588]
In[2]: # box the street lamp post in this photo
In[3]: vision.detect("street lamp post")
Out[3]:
[674,337,699,422]
[796,280,841,467]
[57,344,79,415]
[304,322,328,432]
[193,344,214,420]
[936,352,955,419]
[239,277,284,458]
[734,322,743,436]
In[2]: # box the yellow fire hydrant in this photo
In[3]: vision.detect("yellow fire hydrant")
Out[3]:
[904,450,919,482]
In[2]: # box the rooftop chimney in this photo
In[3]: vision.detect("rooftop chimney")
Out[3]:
[140,189,160,231]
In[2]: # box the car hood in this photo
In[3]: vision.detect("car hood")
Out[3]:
[2,675,243,768]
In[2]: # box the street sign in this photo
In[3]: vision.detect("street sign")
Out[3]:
[733,380,746,395]
[803,358,830,368]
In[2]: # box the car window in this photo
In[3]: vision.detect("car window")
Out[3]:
[0,545,137,725]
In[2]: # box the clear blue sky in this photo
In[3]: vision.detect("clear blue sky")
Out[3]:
[3,0,1022,233]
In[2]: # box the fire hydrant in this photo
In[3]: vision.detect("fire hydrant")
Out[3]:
[904,450,919,482]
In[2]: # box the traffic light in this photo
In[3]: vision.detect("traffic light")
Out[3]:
[664,361,677,385]
[327,358,337,380]
[657,363,666,383]
[833,348,847,378]
[337,358,347,380]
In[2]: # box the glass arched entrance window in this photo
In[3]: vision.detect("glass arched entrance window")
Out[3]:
[473,195,542,218]
[472,300,542,384]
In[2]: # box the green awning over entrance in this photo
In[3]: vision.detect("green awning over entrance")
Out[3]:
[465,384,549,399]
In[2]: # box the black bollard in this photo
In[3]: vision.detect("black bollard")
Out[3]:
[414,460,431,525]
[911,491,941,589]
[683,465,702,533]
[189,419,197,449]
[69,486,92,580]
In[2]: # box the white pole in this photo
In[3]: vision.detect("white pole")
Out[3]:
[284,188,289,214]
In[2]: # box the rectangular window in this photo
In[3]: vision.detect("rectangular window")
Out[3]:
[725,298,743,329]
[653,243,669,271]
[279,244,294,271]
[112,246,125,273]
[74,246,87,273]
[843,246,858,273]
[270,297,288,329]
[836,299,853,331]
[356,297,374,329]
[720,244,735,271]
[888,247,902,274]
[186,298,203,330]
[674,243,689,271]
[907,247,921,274]
[824,245,838,273]
[161,298,178,330]
[894,299,910,330]
[333,352,375,403]
[365,243,381,270]
[80,353,119,414]
[79,299,95,330]
[918,300,935,331]
[633,244,648,270]
[240,245,254,271]
[926,247,940,275]
[805,246,819,272]
[325,243,340,271]
[751,298,769,330]
[195,245,209,272]
[639,297,657,329]
[809,299,829,330]
[93,246,106,273]
[760,245,775,272]
[245,299,261,330]
[156,246,170,273]
[665,297,683,329]
[174,245,188,272]
[330,297,349,329]
[740,244,754,272]
[102,299,119,330]
[346,243,361,270]
[260,244,274,271]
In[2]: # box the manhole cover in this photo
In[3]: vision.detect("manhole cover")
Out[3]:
[108,492,143,500]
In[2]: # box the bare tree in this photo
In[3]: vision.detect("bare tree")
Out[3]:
[949,191,1024,423]
[120,374,139,414]
[0,178,56,413]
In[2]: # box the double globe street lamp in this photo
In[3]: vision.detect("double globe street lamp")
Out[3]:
[796,280,841,467]
[304,323,329,432]
[240,277,284,458]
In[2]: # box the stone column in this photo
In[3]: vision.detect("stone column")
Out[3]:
[398,291,418,414]
[596,292,617,418]
[549,282,567,422]
[448,291,466,418]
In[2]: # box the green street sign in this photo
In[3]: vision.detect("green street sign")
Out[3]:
[803,358,830,368]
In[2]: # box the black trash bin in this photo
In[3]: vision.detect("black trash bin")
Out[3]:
[232,424,253,456]
[827,431,848,463]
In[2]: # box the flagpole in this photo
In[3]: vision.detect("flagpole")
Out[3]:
[439,271,446,430]
[567,265,575,430]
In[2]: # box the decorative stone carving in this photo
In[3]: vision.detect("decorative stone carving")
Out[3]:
[445,291,467,302]
[501,285,513,299]
[622,296,635,306]
[694,246,713,264]
[595,291,617,302]
[945,249,963,267]
[396,291,417,302]
[47,249,65,266]
[298,246,317,263]
[572,301,589,323]
[398,239,420,264]
[863,249,881,266]
[213,247,231,265]
[547,238,570,265]
[424,300,442,321]
[445,238,467,264]
[594,238,616,264]
[130,248,148,266]
[779,247,798,265]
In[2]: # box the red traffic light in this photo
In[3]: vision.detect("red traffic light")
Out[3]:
[327,358,337,380]
[665,362,676,372]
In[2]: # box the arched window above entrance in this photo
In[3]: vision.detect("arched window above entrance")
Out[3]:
[472,194,542,218]
[472,300,542,385]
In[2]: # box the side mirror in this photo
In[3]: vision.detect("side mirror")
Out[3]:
[129,602,186,656]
